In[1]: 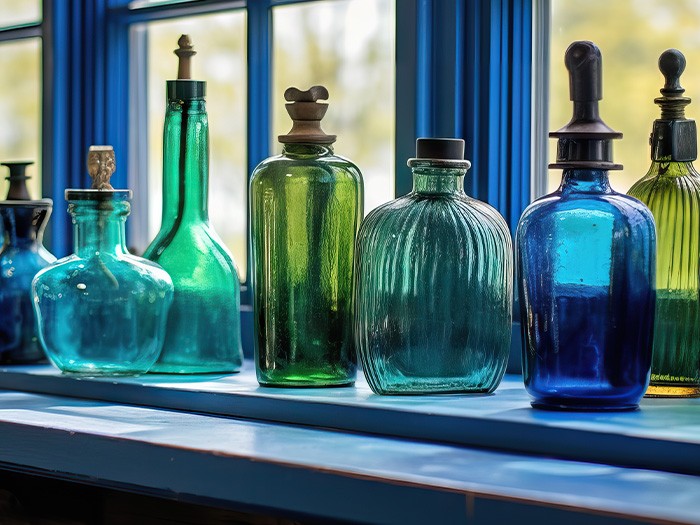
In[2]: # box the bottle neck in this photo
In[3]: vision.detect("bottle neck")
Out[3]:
[71,204,129,258]
[1,207,48,248]
[162,98,209,227]
[281,143,334,159]
[411,166,467,195]
[559,169,611,194]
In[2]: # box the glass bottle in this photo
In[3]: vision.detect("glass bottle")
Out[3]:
[516,41,656,410]
[628,50,700,398]
[144,35,243,374]
[32,146,173,375]
[355,139,512,395]
[0,162,55,363]
[250,86,363,386]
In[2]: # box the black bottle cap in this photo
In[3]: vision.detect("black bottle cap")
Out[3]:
[549,41,622,170]
[407,138,471,169]
[650,49,697,162]
[2,161,33,200]
[167,35,206,101]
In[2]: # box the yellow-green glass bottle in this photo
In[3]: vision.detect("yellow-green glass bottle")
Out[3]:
[250,86,363,386]
[144,35,243,374]
[628,49,700,397]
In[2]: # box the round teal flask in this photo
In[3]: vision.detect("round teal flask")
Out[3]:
[0,162,55,363]
[354,138,513,394]
[144,35,243,374]
[250,86,363,386]
[32,146,173,375]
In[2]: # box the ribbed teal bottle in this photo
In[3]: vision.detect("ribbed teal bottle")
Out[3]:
[250,86,363,386]
[355,139,512,394]
[144,35,242,374]
[628,49,700,397]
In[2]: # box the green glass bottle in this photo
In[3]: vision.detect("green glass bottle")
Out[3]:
[144,35,243,374]
[250,86,363,386]
[628,49,700,397]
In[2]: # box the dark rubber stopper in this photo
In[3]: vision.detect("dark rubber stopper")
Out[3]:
[415,138,465,160]
[2,161,33,200]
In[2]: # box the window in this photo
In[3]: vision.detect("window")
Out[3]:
[0,1,41,201]
[545,0,700,194]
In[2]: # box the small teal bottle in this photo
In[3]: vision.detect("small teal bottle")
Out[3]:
[516,41,656,410]
[355,138,513,394]
[32,146,173,375]
[144,35,243,374]
[0,162,55,363]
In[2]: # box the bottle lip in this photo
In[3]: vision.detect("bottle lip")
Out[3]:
[407,158,471,170]
[65,189,132,202]
[0,198,52,207]
[167,80,206,100]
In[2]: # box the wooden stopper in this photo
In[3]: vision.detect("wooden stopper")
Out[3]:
[175,34,196,80]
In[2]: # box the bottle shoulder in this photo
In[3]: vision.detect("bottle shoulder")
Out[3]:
[359,192,511,245]
[251,153,364,184]
[145,223,240,281]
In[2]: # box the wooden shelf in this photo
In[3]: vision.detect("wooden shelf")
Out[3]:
[0,363,698,477]
[0,390,698,524]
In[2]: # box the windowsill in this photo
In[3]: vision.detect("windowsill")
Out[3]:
[0,362,698,477]
[0,388,698,523]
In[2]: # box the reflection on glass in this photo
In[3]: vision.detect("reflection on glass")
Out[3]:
[0,38,41,199]
[0,0,40,28]
[273,0,395,215]
[549,0,700,194]
[146,12,247,278]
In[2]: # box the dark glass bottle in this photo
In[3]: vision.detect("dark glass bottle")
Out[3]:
[516,41,656,410]
[250,86,363,386]
[144,36,243,374]
[628,49,700,398]
[0,162,55,363]
[354,139,512,394]
[32,146,173,375]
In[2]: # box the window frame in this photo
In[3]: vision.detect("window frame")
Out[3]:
[43,0,533,359]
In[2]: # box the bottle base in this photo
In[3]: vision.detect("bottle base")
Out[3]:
[530,401,638,412]
[645,383,700,398]
[258,370,355,388]
[149,364,242,375]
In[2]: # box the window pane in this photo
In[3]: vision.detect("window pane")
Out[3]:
[0,38,41,199]
[0,0,40,28]
[273,0,396,214]
[143,12,248,279]
[548,1,700,194]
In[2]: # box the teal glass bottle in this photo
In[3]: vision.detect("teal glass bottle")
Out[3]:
[144,35,243,374]
[354,138,512,395]
[0,162,55,363]
[628,49,700,397]
[32,146,173,375]
[250,86,363,386]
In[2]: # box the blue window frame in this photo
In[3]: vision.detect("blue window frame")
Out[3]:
[43,0,533,359]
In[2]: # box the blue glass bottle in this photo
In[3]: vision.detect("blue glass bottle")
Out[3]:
[355,139,512,394]
[516,41,656,410]
[0,162,55,363]
[32,146,174,375]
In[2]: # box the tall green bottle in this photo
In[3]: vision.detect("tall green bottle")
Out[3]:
[628,49,700,397]
[250,86,363,386]
[144,35,243,374]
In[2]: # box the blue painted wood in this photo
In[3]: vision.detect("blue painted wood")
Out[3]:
[0,365,698,478]
[0,390,696,524]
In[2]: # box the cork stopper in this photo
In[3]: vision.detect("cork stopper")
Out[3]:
[650,49,697,162]
[167,35,205,100]
[87,146,116,190]
[656,49,691,120]
[550,41,622,170]
[2,161,33,200]
[175,34,196,80]
[278,86,336,144]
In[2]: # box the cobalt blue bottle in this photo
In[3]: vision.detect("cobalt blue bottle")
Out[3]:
[516,41,656,410]
[0,162,55,363]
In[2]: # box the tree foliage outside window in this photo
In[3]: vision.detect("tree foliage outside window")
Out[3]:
[549,0,700,194]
